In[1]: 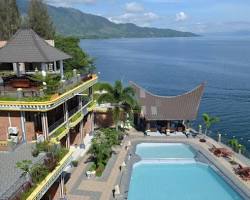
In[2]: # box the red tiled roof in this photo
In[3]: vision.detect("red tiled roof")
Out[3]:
[131,82,205,121]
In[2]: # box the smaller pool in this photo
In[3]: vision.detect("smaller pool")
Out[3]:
[136,143,195,159]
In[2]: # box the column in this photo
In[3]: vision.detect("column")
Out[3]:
[64,102,70,148]
[146,121,150,131]
[63,102,69,124]
[41,112,49,140]
[78,95,82,109]
[14,63,21,77]
[53,61,57,72]
[166,121,170,135]
[12,62,17,74]
[20,111,27,143]
[79,121,84,147]
[90,113,94,135]
[60,60,64,80]
[41,63,47,77]
[66,133,70,148]
[59,174,65,198]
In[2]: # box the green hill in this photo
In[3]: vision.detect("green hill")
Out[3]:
[17,0,198,39]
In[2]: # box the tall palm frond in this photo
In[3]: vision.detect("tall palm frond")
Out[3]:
[97,80,137,130]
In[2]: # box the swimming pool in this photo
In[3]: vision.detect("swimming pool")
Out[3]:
[128,143,244,200]
[136,143,195,159]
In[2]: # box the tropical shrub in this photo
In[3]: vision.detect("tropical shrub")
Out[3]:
[228,139,246,153]
[88,128,123,176]
[35,140,51,153]
[30,163,49,183]
[96,162,105,177]
[31,148,39,157]
[16,160,32,179]
[71,160,78,167]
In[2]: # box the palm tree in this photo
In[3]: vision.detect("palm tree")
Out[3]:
[98,80,136,131]
[202,113,220,136]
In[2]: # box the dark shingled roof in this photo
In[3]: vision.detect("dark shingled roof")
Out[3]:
[0,29,71,63]
[131,82,205,121]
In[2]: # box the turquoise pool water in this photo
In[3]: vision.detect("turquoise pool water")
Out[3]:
[128,143,244,200]
[136,143,195,159]
[128,162,243,200]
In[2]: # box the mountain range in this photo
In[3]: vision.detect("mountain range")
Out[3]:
[17,0,198,39]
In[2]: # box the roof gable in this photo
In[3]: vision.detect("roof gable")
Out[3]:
[131,82,205,121]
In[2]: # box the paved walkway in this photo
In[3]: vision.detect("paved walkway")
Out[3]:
[66,137,130,200]
[65,128,250,200]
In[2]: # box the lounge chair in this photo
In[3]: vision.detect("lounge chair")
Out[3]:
[233,164,244,173]
[209,145,232,158]
[239,169,250,181]
[234,165,250,181]
[161,127,166,134]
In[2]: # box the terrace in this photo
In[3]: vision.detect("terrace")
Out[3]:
[0,142,73,200]
[0,72,94,100]
[0,29,97,103]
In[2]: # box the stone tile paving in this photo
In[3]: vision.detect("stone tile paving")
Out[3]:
[66,137,130,200]
[0,143,45,198]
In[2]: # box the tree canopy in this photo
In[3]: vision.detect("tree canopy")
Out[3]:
[0,0,21,40]
[55,36,95,74]
[98,81,136,130]
[28,0,55,39]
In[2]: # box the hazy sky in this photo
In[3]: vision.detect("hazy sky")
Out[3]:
[45,0,250,34]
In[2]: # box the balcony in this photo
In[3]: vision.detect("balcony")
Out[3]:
[87,100,96,112]
[50,124,69,143]
[26,150,73,200]
[0,74,98,111]
[0,75,42,99]
[69,110,84,128]
[49,100,92,142]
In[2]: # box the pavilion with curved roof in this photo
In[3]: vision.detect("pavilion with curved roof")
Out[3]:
[130,81,205,133]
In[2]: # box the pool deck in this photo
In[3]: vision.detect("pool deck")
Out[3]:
[65,128,250,200]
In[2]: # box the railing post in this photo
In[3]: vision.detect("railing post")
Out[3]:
[218,133,221,143]
[60,60,64,80]
[238,144,242,154]
[66,133,70,149]
[59,174,65,198]
[198,124,202,134]
[41,112,49,140]
[20,111,27,143]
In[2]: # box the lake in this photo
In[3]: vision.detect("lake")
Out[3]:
[80,36,250,152]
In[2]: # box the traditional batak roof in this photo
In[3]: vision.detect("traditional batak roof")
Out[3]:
[0,29,71,63]
[131,82,205,121]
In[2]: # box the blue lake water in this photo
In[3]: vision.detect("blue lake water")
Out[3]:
[80,37,250,151]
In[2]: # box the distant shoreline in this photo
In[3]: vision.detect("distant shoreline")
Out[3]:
[77,35,201,40]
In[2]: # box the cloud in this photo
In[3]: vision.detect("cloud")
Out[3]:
[176,12,188,21]
[109,12,159,26]
[45,0,96,7]
[125,2,144,13]
[109,1,160,27]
